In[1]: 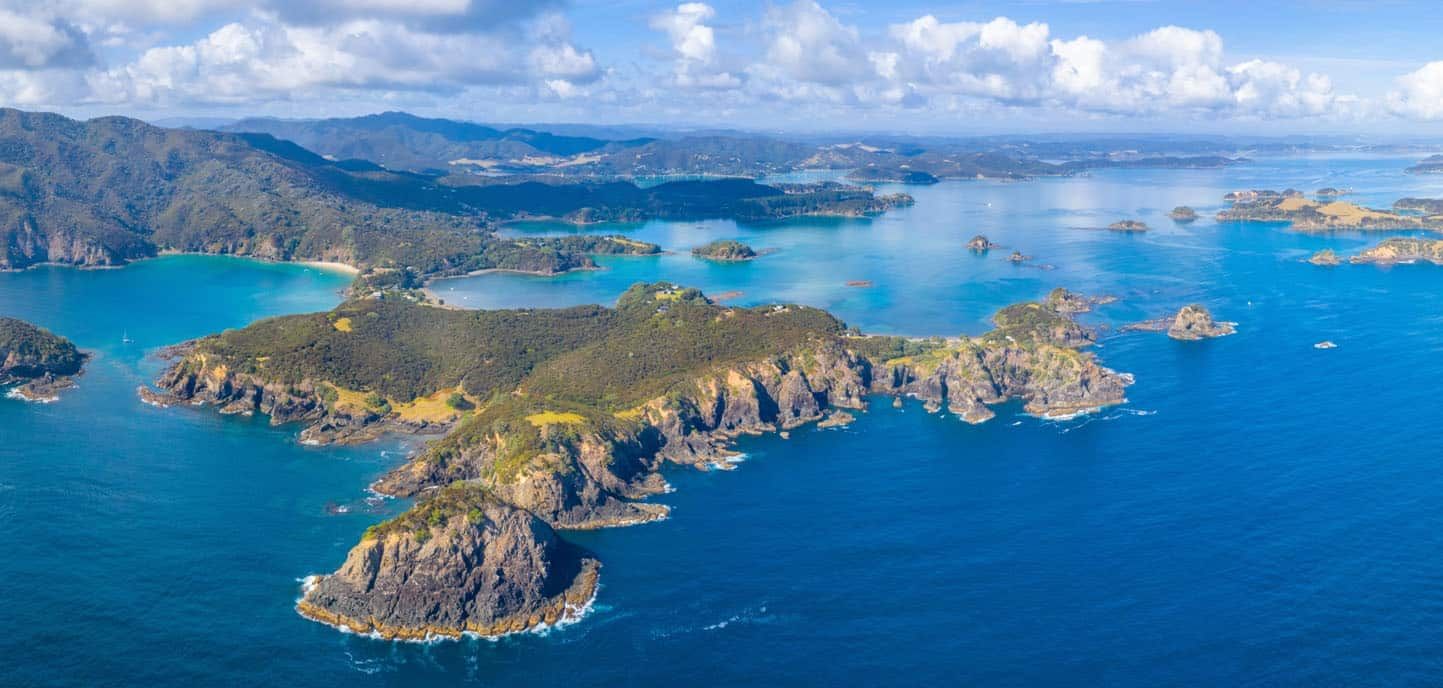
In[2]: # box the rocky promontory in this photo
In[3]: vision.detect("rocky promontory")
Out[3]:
[691,239,758,262]
[297,483,599,641]
[146,283,1133,639]
[1,317,88,402]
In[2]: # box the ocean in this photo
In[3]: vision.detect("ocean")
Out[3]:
[4,155,1443,686]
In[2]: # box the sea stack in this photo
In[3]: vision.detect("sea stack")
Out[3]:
[967,235,996,253]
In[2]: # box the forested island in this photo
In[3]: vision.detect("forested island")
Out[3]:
[691,240,759,261]
[1,317,87,402]
[140,282,1132,640]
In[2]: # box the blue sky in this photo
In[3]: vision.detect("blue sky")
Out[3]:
[3,0,1443,135]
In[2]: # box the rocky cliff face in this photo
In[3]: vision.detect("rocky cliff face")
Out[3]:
[297,484,599,641]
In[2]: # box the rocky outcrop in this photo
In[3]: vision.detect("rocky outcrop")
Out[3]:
[1007,251,1031,263]
[1,317,87,401]
[297,484,599,641]
[1308,249,1342,266]
[1166,305,1236,340]
[1108,220,1149,232]
[967,235,997,253]
[1123,305,1237,340]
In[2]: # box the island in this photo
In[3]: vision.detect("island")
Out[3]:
[1308,249,1342,266]
[1315,187,1349,198]
[1,317,87,402]
[1007,251,1031,263]
[845,166,941,185]
[1044,287,1112,314]
[1168,207,1198,223]
[691,239,758,262]
[1348,237,1443,265]
[1405,155,1443,174]
[967,235,998,253]
[141,282,1133,640]
[1216,190,1443,231]
[1108,220,1149,232]
[1123,304,1237,340]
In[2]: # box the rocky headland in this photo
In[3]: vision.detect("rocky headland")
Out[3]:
[143,282,1132,640]
[1405,155,1443,174]
[1,317,88,402]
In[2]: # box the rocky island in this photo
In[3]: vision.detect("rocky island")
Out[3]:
[142,282,1132,640]
[1108,220,1149,232]
[1308,249,1342,266]
[1216,190,1443,231]
[1,317,87,402]
[967,235,998,253]
[1168,207,1198,223]
[1124,305,1237,340]
[691,239,758,262]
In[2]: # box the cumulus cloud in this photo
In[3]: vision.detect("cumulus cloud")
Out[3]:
[0,4,598,107]
[0,8,95,70]
[1388,62,1443,120]
[727,4,1344,120]
[649,3,739,89]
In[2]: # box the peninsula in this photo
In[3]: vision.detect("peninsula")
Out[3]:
[1,317,87,401]
[142,282,1132,640]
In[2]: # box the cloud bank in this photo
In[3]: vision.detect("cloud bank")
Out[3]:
[0,0,1436,129]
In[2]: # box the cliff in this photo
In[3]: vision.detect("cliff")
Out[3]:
[146,282,1132,637]
[0,317,87,401]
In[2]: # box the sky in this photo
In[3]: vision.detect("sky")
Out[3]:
[3,0,1443,135]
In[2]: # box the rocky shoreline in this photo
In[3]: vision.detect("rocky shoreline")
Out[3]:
[140,284,1132,639]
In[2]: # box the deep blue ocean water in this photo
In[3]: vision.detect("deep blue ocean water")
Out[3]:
[5,156,1443,686]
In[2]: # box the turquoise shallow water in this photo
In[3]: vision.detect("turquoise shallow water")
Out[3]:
[5,157,1443,685]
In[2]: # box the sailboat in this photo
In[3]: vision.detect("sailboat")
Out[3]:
[122,330,134,344]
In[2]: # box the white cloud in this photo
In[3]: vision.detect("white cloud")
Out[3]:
[760,1,867,87]
[1388,62,1443,120]
[649,3,739,89]
[0,8,94,69]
